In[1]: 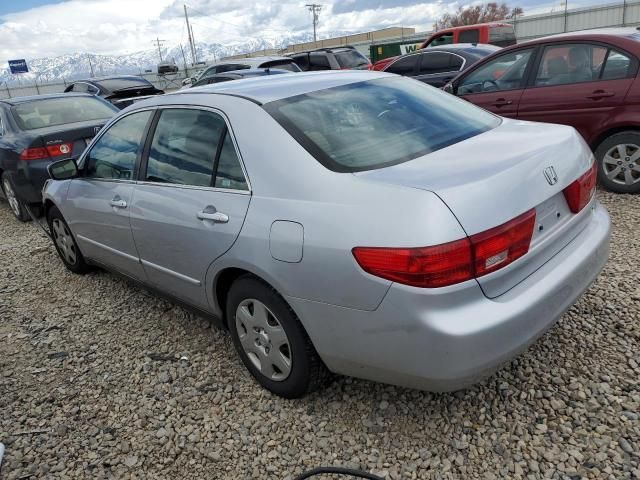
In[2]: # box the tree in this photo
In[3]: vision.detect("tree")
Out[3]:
[436,3,523,30]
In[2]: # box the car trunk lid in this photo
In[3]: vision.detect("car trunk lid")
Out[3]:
[27,119,108,160]
[355,119,595,298]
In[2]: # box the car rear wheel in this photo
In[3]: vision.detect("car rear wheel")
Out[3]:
[48,206,90,274]
[595,131,640,193]
[1,173,29,222]
[226,276,330,398]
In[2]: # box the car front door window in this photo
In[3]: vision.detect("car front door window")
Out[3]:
[85,110,152,180]
[458,48,534,95]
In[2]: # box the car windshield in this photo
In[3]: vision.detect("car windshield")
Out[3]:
[265,77,499,172]
[335,50,369,68]
[12,97,117,130]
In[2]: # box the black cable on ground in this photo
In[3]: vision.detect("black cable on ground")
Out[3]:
[294,466,385,480]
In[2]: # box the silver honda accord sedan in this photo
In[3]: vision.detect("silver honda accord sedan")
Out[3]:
[42,71,610,398]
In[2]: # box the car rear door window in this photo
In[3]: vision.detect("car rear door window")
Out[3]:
[386,55,419,75]
[309,54,331,71]
[260,60,301,72]
[458,48,534,95]
[418,52,459,75]
[292,54,310,71]
[145,109,225,187]
[459,29,480,43]
[601,49,632,80]
[85,110,152,180]
[214,132,248,190]
[534,44,607,86]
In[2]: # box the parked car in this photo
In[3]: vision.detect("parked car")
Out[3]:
[288,46,371,71]
[0,93,117,222]
[376,44,501,88]
[182,56,301,87]
[186,69,292,89]
[64,76,164,110]
[158,60,179,74]
[43,71,609,398]
[422,22,516,49]
[444,27,640,193]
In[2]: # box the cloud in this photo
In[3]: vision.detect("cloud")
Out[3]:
[0,0,449,65]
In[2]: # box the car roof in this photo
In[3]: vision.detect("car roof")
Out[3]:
[510,27,640,49]
[72,75,148,83]
[217,56,293,66]
[0,92,93,106]
[173,70,392,104]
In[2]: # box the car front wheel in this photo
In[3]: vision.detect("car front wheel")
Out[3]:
[226,276,330,398]
[595,131,640,193]
[48,206,90,274]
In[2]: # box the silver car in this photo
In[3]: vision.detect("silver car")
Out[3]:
[42,71,610,398]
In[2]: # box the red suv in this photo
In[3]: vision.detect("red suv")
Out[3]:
[444,28,640,193]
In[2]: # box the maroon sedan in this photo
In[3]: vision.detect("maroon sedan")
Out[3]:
[444,28,640,193]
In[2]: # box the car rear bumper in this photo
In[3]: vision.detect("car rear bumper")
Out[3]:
[287,201,610,391]
[11,159,55,204]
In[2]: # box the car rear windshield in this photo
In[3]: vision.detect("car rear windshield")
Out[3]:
[264,77,500,172]
[12,97,117,130]
[260,60,302,72]
[335,50,369,68]
[97,78,154,92]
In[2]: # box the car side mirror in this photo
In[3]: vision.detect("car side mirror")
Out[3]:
[48,158,78,180]
[443,82,456,95]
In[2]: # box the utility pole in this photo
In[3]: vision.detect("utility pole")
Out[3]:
[179,44,188,73]
[305,4,322,42]
[152,37,166,62]
[190,25,198,64]
[184,4,197,65]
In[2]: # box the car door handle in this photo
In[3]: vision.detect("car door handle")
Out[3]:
[492,98,513,107]
[109,199,127,208]
[197,211,229,223]
[586,90,615,100]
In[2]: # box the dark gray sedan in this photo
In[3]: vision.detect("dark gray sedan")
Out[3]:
[379,43,502,88]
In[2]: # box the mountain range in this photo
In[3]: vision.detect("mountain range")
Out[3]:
[0,32,343,85]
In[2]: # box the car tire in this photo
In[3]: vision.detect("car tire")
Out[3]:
[47,206,91,274]
[226,275,330,398]
[1,173,30,222]
[595,131,640,194]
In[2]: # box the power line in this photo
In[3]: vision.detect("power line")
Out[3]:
[152,37,166,61]
[305,4,322,42]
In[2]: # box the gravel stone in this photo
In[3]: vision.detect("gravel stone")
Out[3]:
[0,190,639,479]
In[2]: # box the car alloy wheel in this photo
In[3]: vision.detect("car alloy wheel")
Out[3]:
[51,218,77,265]
[235,298,292,381]
[602,143,640,186]
[2,177,22,217]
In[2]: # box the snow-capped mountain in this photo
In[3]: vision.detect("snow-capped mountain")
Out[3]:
[0,32,348,85]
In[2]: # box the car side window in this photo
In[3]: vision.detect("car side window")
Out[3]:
[534,43,607,86]
[218,64,250,73]
[309,54,331,71]
[601,49,632,80]
[387,55,419,75]
[418,52,458,75]
[293,54,310,71]
[457,48,534,95]
[429,32,453,47]
[145,108,225,187]
[214,131,248,191]
[73,83,89,93]
[86,110,152,180]
[458,29,480,43]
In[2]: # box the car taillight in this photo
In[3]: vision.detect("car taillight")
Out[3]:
[352,210,536,288]
[563,161,597,213]
[46,143,73,157]
[20,147,49,160]
[470,209,536,277]
[20,143,72,161]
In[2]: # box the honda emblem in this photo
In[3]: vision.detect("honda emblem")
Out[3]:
[544,166,558,186]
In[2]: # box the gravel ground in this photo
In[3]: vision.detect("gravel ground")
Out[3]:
[0,190,638,480]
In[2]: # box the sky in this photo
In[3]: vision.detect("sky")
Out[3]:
[0,0,606,64]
